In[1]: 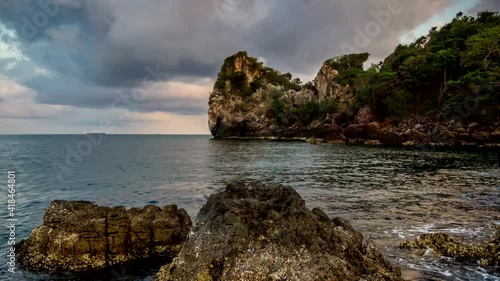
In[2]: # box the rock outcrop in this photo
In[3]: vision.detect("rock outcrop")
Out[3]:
[156,182,403,281]
[399,229,499,266]
[208,51,347,140]
[18,200,191,274]
[207,51,500,146]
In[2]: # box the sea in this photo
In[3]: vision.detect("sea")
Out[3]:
[0,135,498,281]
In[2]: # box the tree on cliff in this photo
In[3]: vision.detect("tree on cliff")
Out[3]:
[350,11,500,120]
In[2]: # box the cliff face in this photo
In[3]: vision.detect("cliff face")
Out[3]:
[208,51,500,146]
[208,51,351,140]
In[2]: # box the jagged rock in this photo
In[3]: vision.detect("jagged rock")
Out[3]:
[378,129,404,145]
[306,137,325,144]
[311,124,343,142]
[365,140,382,145]
[18,201,191,274]
[156,182,403,281]
[344,122,392,143]
[409,129,428,143]
[354,106,375,125]
[344,124,369,140]
[468,122,479,129]
[314,61,354,110]
[208,52,351,139]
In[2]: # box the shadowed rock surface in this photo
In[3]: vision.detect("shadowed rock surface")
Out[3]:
[156,182,403,281]
[18,200,191,274]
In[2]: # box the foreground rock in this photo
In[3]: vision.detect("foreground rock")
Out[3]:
[18,200,191,274]
[400,229,499,266]
[156,182,403,281]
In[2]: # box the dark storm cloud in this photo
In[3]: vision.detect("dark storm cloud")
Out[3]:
[0,0,465,115]
[469,0,500,14]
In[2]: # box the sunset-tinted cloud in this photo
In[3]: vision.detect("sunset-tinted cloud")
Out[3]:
[0,0,493,133]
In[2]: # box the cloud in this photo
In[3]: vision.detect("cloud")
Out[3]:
[0,0,474,133]
[468,0,500,14]
[1,0,455,86]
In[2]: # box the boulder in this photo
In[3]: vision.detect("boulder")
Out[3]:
[156,182,403,281]
[18,201,191,274]
[344,124,368,140]
[468,122,479,129]
[354,106,375,125]
[409,129,428,143]
[378,129,404,145]
[311,124,343,142]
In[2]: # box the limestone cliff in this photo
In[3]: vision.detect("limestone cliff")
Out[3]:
[208,51,350,141]
[208,51,500,146]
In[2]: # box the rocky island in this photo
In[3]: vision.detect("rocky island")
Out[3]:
[208,12,500,146]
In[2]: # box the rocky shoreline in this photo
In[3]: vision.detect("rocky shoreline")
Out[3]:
[17,182,500,280]
[19,182,404,280]
[207,52,500,147]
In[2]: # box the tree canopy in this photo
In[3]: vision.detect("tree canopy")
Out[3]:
[346,11,499,121]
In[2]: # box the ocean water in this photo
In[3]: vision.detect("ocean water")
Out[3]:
[0,135,498,280]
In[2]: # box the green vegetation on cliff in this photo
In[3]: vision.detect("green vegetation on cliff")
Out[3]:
[351,11,499,121]
[214,51,301,97]
[208,11,499,140]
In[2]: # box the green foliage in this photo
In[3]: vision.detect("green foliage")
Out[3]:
[267,97,290,126]
[266,94,338,127]
[344,10,500,121]
[318,98,339,119]
[462,25,500,70]
[214,51,263,94]
[333,67,365,86]
[250,79,263,93]
[262,67,301,91]
[326,53,370,71]
[302,81,317,92]
[384,90,412,117]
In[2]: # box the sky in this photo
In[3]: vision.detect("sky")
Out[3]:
[0,0,498,134]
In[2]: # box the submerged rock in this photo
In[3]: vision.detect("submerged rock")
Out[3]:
[399,230,499,266]
[156,182,403,281]
[18,200,191,274]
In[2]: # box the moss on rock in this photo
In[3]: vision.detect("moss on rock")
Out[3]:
[399,228,499,266]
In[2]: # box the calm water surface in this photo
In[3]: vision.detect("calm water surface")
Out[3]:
[0,135,498,280]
